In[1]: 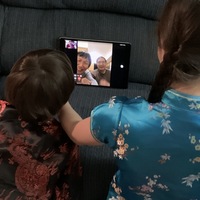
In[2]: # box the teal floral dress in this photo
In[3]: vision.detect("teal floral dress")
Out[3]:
[91,89,200,200]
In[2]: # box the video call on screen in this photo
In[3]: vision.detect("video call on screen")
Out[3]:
[63,39,113,87]
[60,37,131,89]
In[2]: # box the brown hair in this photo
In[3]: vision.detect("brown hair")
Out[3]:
[5,49,75,121]
[148,0,200,103]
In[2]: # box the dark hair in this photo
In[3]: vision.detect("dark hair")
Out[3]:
[148,0,200,103]
[96,56,107,63]
[5,49,75,121]
[77,51,92,67]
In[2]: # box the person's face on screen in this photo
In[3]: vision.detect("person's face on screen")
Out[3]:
[96,57,107,73]
[77,55,90,74]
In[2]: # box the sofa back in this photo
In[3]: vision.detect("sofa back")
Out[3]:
[0,1,167,199]
[0,0,166,99]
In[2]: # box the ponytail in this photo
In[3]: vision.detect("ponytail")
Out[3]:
[148,52,176,103]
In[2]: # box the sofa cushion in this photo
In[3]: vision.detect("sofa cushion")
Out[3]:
[1,0,166,20]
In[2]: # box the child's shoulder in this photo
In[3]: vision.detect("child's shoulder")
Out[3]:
[108,95,147,105]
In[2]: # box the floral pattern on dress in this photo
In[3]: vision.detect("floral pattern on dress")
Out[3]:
[149,102,173,135]
[113,133,129,160]
[91,90,200,199]
[188,101,200,110]
[113,123,138,160]
[158,153,171,164]
[160,113,172,134]
[182,173,200,188]
[188,134,200,164]
[109,96,116,108]
[129,175,169,200]
[189,134,200,151]
[109,175,125,200]
[156,103,173,134]
[0,103,82,199]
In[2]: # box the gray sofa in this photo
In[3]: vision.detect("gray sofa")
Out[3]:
[0,0,166,199]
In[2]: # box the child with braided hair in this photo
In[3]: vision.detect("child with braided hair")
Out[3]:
[59,0,200,199]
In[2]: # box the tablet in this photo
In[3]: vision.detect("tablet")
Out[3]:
[59,37,131,89]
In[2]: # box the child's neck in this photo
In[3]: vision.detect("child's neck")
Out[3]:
[171,81,200,96]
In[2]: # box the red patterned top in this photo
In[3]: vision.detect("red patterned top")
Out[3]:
[0,100,82,200]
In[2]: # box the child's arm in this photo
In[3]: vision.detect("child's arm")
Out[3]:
[59,102,101,145]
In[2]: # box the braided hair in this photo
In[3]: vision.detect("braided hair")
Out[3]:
[148,0,200,103]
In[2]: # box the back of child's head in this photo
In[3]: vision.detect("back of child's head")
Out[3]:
[5,49,75,122]
[148,0,200,103]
